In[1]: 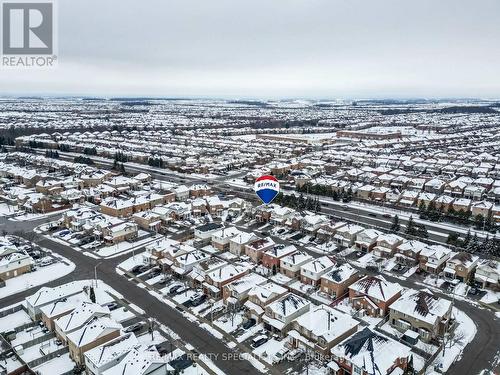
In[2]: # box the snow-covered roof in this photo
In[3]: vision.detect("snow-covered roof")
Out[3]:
[349,275,402,302]
[293,305,358,343]
[67,316,121,348]
[390,289,452,325]
[331,327,411,375]
[321,263,359,284]
[267,293,310,318]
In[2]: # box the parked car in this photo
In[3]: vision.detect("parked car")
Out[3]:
[273,347,290,364]
[158,276,171,285]
[191,296,207,307]
[124,323,143,333]
[286,348,304,361]
[106,302,119,311]
[168,284,184,295]
[58,230,70,237]
[174,286,188,295]
[242,318,256,330]
[169,354,193,371]
[251,335,268,348]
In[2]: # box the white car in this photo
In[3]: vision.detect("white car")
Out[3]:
[286,348,304,361]
[273,347,290,364]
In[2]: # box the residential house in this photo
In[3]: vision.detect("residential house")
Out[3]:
[394,240,428,266]
[354,229,382,253]
[300,256,335,286]
[67,316,122,365]
[102,222,138,244]
[84,333,139,375]
[229,232,259,257]
[171,250,209,276]
[211,226,241,251]
[443,252,479,282]
[54,302,111,343]
[245,282,288,322]
[290,305,359,355]
[245,237,275,263]
[280,251,313,278]
[320,263,361,299]
[390,289,452,342]
[372,234,404,258]
[330,328,412,375]
[222,272,267,306]
[419,245,453,274]
[261,244,297,274]
[474,259,500,290]
[334,224,364,247]
[263,293,310,335]
[349,275,402,317]
[204,264,250,298]
[0,240,33,281]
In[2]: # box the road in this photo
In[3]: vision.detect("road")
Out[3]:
[0,216,262,375]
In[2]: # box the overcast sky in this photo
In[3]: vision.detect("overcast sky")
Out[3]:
[1,0,500,98]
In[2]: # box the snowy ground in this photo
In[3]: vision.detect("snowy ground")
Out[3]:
[428,307,477,373]
[33,353,74,375]
[0,202,18,216]
[0,258,75,299]
[213,312,244,333]
[252,337,287,364]
[0,309,31,328]
[94,234,158,258]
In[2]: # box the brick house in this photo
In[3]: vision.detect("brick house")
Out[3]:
[348,275,402,317]
[320,263,361,299]
[261,244,297,274]
[443,252,479,282]
[244,237,275,263]
[390,289,452,342]
[67,317,122,365]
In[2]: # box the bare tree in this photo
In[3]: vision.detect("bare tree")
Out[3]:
[442,328,466,357]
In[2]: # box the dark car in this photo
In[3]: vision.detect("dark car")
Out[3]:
[242,318,256,330]
[251,336,268,348]
[168,284,183,295]
[124,323,143,333]
[156,342,172,356]
[191,294,208,307]
[106,302,119,311]
[169,354,193,371]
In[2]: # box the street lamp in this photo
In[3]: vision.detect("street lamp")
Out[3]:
[94,261,102,288]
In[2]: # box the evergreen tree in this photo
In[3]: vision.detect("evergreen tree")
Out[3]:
[405,216,415,235]
[391,215,401,232]
[417,224,429,239]
[463,229,471,248]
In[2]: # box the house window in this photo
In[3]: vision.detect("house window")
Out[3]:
[353,366,363,375]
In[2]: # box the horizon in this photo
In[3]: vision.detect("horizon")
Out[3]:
[1,0,499,98]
